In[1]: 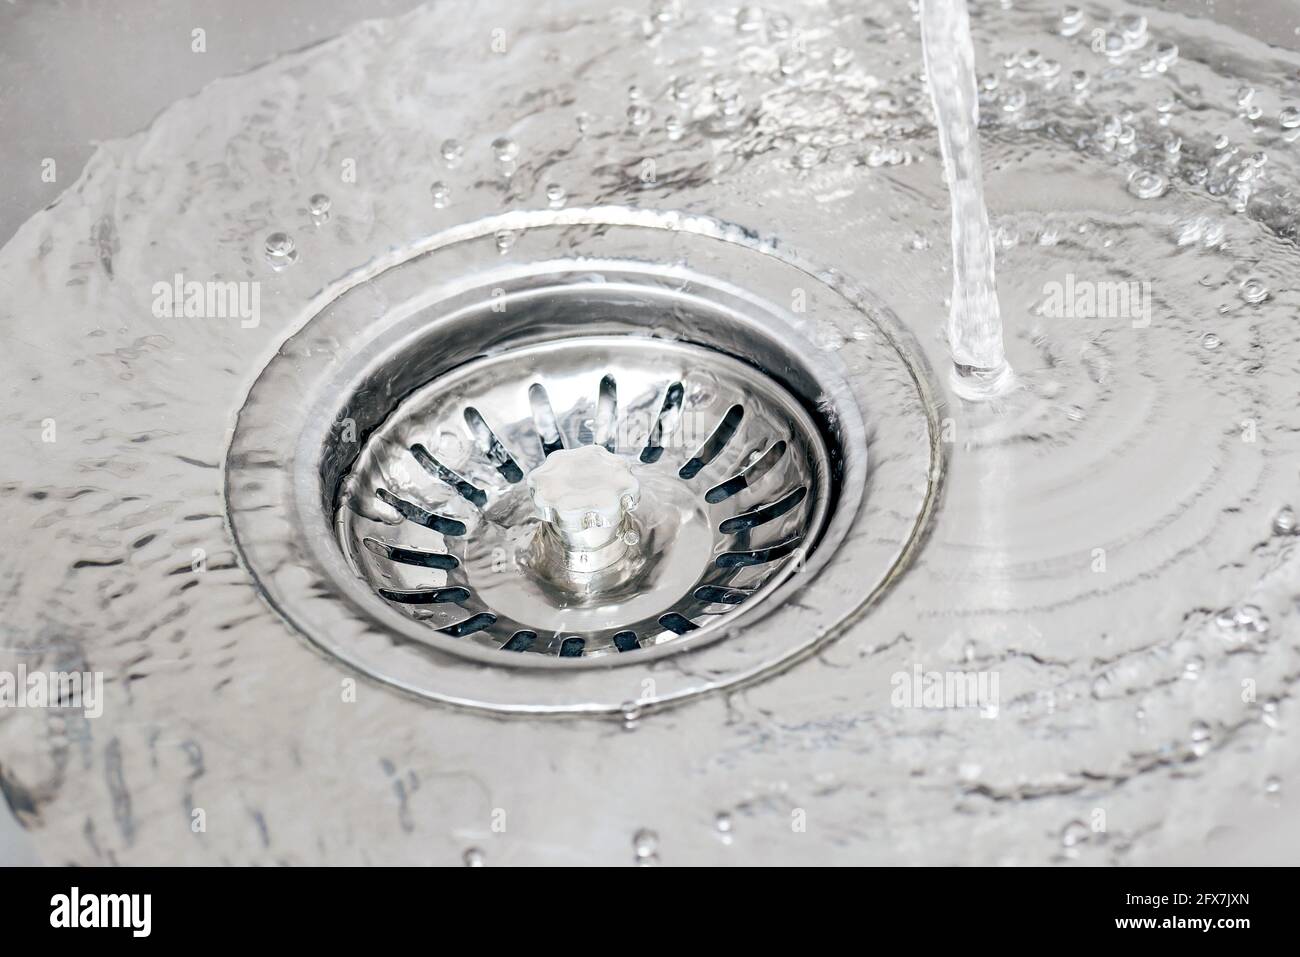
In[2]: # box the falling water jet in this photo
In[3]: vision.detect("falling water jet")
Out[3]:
[920,0,1013,400]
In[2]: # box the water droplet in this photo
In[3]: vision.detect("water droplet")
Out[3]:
[491,136,519,163]
[627,103,652,127]
[650,0,682,23]
[1070,69,1090,91]
[714,811,733,835]
[1264,775,1282,796]
[1154,41,1179,67]
[1201,332,1221,350]
[1059,6,1084,37]
[462,846,485,867]
[1127,169,1168,199]
[1190,720,1212,756]
[440,139,464,166]
[545,183,567,208]
[430,181,450,208]
[1183,655,1204,679]
[1273,506,1296,535]
[1281,106,1300,129]
[307,193,332,220]
[633,828,659,864]
[495,229,516,253]
[621,701,642,731]
[665,114,684,140]
[264,231,297,270]
[735,5,764,33]
[1238,277,1270,304]
[575,112,592,135]
[1061,820,1089,847]
[794,144,825,169]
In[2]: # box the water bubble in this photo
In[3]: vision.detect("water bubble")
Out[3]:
[650,0,682,23]
[626,103,652,127]
[735,5,764,33]
[307,192,332,219]
[1281,106,1300,129]
[430,181,450,208]
[491,136,519,163]
[1059,6,1084,37]
[263,231,297,270]
[1190,720,1212,756]
[545,183,567,208]
[1200,332,1221,350]
[621,701,642,730]
[633,828,659,864]
[1060,820,1089,848]
[440,138,464,166]
[462,847,485,867]
[1127,169,1168,199]
[1119,14,1148,41]
[1238,277,1270,304]
[494,229,516,253]
[1273,506,1297,535]
[794,144,825,169]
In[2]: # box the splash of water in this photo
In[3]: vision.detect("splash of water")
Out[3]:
[920,0,1012,398]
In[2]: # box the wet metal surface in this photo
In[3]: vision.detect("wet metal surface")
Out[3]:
[1,0,1299,864]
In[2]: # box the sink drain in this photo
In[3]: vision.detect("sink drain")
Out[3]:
[338,335,834,657]
[226,209,940,714]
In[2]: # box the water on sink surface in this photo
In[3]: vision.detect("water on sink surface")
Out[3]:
[0,0,1297,865]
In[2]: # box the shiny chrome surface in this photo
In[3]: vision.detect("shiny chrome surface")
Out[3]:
[336,332,835,658]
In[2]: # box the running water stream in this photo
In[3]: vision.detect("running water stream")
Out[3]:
[920,0,1013,398]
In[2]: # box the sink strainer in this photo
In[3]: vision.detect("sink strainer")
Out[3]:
[337,336,833,657]
[226,209,940,714]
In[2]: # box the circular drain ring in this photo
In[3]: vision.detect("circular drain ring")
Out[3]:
[226,207,944,714]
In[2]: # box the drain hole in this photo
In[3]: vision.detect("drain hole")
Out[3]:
[528,383,566,456]
[705,440,787,504]
[501,630,537,652]
[612,631,640,652]
[717,535,803,568]
[378,586,471,604]
[659,613,699,634]
[680,404,744,480]
[594,375,618,452]
[640,381,684,464]
[375,488,468,536]
[440,613,498,638]
[559,636,586,657]
[693,585,749,605]
[410,444,488,507]
[464,407,524,484]
[363,538,459,570]
[719,486,808,534]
